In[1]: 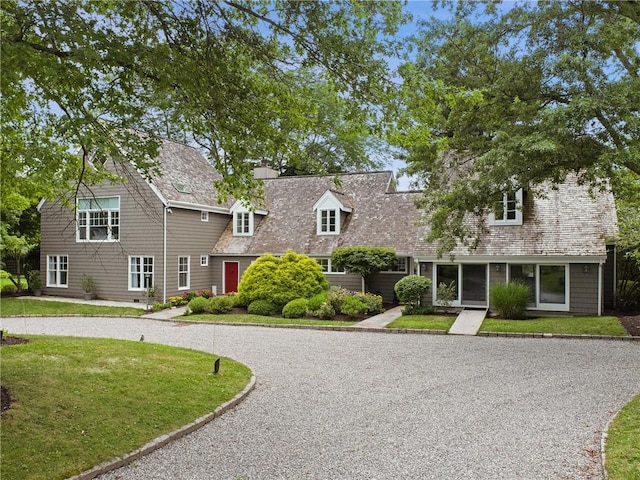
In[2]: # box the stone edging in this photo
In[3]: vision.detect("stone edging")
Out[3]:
[66,374,257,480]
[164,319,640,341]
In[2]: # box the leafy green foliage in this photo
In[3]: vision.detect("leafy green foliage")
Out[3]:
[307,292,329,312]
[393,0,640,252]
[490,282,531,319]
[208,296,235,314]
[281,298,310,319]
[1,1,407,208]
[394,275,432,308]
[331,247,397,290]
[436,281,457,308]
[237,251,328,307]
[340,296,368,317]
[353,292,384,315]
[247,299,278,316]
[188,297,209,314]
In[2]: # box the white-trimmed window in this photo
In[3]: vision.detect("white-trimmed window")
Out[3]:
[201,211,209,222]
[47,255,68,287]
[234,211,253,236]
[77,196,120,241]
[384,257,408,273]
[489,189,523,226]
[200,255,209,267]
[319,209,338,234]
[178,256,190,290]
[313,190,350,235]
[508,263,569,311]
[316,258,345,274]
[129,256,154,291]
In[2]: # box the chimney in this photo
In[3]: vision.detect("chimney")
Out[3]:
[253,166,279,179]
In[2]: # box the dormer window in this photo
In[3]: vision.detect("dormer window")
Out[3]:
[313,190,352,236]
[230,200,266,237]
[489,189,523,226]
[320,209,337,233]
[235,211,252,235]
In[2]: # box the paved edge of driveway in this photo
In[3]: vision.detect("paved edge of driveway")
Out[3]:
[66,375,257,480]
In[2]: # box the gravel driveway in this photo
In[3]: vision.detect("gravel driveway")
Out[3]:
[2,316,639,479]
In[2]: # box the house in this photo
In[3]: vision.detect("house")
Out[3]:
[38,138,618,315]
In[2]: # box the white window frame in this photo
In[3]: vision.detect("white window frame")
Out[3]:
[128,256,154,291]
[432,263,462,307]
[178,256,190,290]
[234,210,253,236]
[383,256,408,273]
[200,255,209,267]
[316,258,345,274]
[507,263,570,312]
[77,196,120,242]
[313,191,349,236]
[201,211,209,222]
[46,255,69,287]
[488,189,523,226]
[318,209,338,234]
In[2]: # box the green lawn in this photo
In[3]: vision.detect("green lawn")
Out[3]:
[0,335,252,480]
[479,316,628,336]
[0,298,145,317]
[183,313,358,326]
[386,315,456,330]
[605,395,640,480]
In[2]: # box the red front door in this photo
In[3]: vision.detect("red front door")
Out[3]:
[224,262,239,294]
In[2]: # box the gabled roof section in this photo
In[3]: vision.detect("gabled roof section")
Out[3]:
[230,199,268,216]
[147,138,234,211]
[313,190,353,213]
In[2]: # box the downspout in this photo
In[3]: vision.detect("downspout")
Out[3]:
[598,261,603,317]
[163,206,168,303]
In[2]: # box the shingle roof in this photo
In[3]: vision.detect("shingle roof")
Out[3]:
[148,138,233,209]
[212,170,617,259]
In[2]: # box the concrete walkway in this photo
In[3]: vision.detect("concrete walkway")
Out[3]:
[354,305,403,328]
[448,308,488,335]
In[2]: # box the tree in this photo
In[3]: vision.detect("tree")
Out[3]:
[237,251,329,308]
[331,246,397,292]
[392,0,639,253]
[611,167,640,310]
[1,1,407,207]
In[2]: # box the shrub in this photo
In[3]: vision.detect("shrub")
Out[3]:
[282,298,309,318]
[169,296,185,306]
[237,251,328,308]
[394,275,432,308]
[1,283,17,295]
[436,281,457,308]
[354,292,384,315]
[315,301,336,320]
[247,299,279,316]
[490,282,530,319]
[307,292,328,313]
[340,296,368,317]
[199,290,212,299]
[27,270,43,291]
[327,286,351,312]
[183,290,199,302]
[208,295,234,314]
[151,302,171,312]
[188,297,209,314]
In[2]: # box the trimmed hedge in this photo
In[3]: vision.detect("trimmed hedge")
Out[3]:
[237,251,328,307]
[282,298,309,318]
[247,299,279,316]
[394,275,432,308]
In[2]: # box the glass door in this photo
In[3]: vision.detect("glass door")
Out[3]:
[461,264,487,306]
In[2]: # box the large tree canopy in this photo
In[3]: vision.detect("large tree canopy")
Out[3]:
[393,0,639,253]
[1,0,407,207]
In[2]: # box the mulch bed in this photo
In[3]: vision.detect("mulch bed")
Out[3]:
[616,314,640,337]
